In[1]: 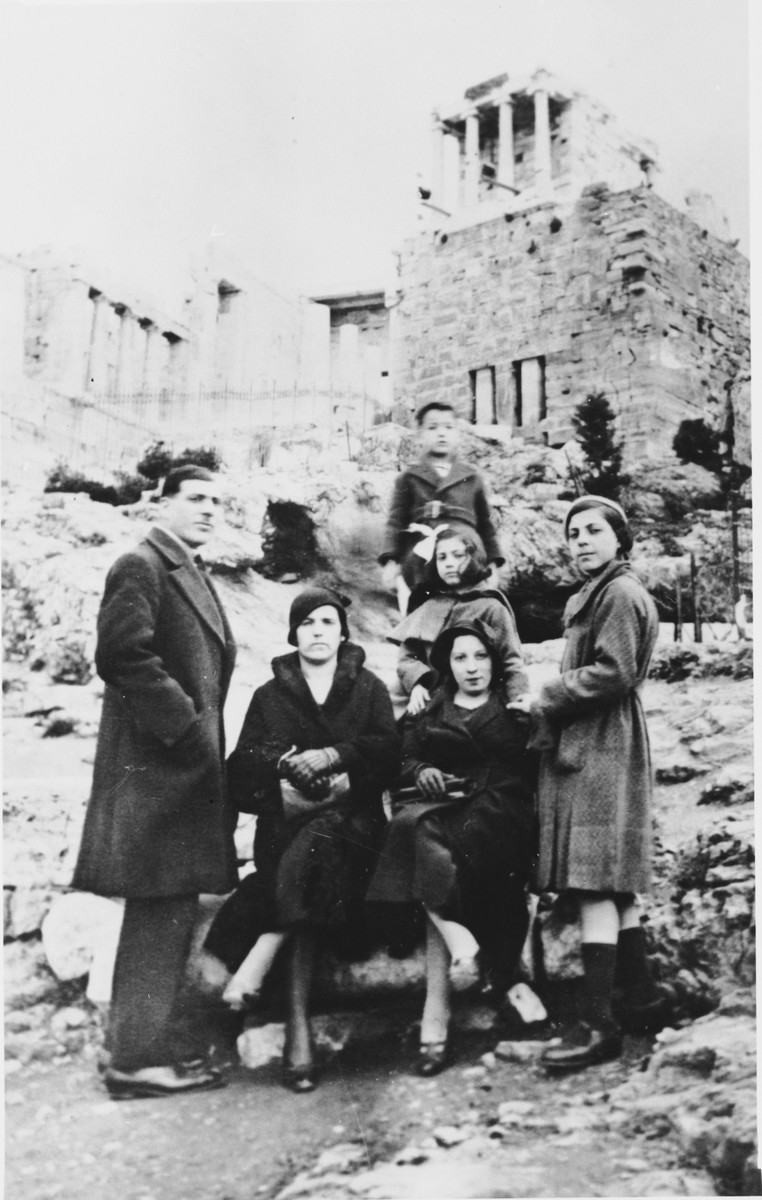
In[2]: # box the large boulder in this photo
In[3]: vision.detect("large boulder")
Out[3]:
[41,891,124,985]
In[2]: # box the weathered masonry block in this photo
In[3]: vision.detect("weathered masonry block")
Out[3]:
[395,184,749,460]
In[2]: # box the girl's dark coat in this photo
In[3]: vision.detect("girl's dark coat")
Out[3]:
[72,527,238,899]
[532,560,659,893]
[389,583,528,701]
[367,692,537,962]
[205,643,400,968]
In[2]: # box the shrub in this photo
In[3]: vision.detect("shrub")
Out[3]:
[171,445,224,472]
[136,441,224,481]
[673,415,752,497]
[136,441,174,482]
[44,460,98,496]
[570,391,629,500]
[112,472,151,505]
[44,460,150,506]
[673,418,725,477]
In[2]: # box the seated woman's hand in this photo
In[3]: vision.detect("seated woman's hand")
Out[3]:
[505,693,535,716]
[414,765,448,798]
[407,684,431,716]
[284,748,334,789]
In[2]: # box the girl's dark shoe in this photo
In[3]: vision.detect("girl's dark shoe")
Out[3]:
[542,1021,622,1073]
[417,1034,451,1077]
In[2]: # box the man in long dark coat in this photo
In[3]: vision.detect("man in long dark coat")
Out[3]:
[73,465,238,1099]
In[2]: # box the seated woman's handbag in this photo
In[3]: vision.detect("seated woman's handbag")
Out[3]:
[389,775,470,814]
[280,772,351,821]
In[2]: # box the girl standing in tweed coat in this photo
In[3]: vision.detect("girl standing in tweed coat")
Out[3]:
[509,496,666,1072]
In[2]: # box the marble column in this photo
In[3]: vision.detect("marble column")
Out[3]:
[43,276,92,394]
[116,310,139,394]
[86,293,111,393]
[142,323,165,390]
[498,95,515,191]
[533,85,552,199]
[464,108,480,207]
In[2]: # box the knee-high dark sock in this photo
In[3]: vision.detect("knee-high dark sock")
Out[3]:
[616,926,659,1005]
[581,942,617,1030]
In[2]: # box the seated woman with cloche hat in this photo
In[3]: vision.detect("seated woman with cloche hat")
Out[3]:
[205,586,401,1092]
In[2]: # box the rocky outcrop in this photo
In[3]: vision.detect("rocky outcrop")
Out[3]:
[608,994,758,1195]
[2,474,755,1200]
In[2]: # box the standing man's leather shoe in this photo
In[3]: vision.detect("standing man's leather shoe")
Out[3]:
[104,1063,226,1100]
[542,1021,623,1073]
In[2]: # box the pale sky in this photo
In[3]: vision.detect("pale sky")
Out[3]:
[0,0,750,317]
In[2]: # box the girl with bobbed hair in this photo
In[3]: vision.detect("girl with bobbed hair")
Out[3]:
[390,522,528,715]
[509,496,667,1073]
[368,619,537,1076]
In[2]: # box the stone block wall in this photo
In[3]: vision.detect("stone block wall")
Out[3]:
[394,184,749,459]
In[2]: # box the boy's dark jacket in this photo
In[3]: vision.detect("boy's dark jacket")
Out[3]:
[378,457,504,566]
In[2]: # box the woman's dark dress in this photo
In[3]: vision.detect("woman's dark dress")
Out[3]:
[367,691,537,985]
[205,643,401,970]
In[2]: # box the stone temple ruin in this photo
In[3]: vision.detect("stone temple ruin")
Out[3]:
[393,68,749,460]
[0,67,749,483]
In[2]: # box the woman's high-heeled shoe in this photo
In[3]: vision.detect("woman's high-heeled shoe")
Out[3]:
[222,986,261,1013]
[417,1033,451,1077]
[282,1057,317,1092]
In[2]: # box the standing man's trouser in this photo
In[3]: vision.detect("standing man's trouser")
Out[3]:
[108,894,202,1071]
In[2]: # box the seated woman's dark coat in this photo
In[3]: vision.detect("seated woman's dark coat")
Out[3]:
[367,690,537,978]
[205,642,401,970]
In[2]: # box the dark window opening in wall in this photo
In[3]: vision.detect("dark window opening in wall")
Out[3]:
[623,265,647,285]
[512,356,546,426]
[470,366,496,424]
[512,361,522,427]
[697,316,705,333]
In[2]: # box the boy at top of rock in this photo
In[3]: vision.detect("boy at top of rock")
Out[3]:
[378,400,504,614]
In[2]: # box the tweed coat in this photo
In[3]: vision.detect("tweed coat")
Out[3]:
[389,583,529,701]
[378,458,504,586]
[72,526,238,899]
[532,560,659,894]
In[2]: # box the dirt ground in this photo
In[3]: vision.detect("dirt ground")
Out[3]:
[6,1011,708,1200]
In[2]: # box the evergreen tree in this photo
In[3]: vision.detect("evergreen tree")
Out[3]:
[571,391,628,500]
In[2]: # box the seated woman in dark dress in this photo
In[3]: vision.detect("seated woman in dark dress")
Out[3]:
[367,619,537,1076]
[205,587,401,1092]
